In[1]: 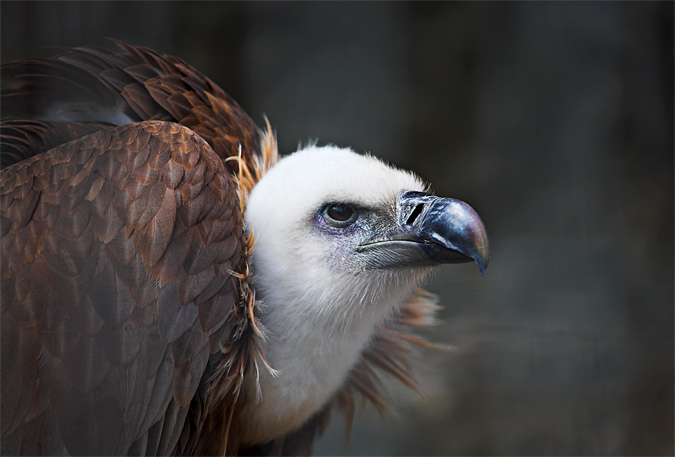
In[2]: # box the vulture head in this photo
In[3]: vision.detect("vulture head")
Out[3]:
[242,145,489,444]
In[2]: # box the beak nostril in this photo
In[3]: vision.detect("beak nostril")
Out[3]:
[405,204,424,226]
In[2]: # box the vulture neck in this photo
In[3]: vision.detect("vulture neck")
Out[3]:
[240,270,422,445]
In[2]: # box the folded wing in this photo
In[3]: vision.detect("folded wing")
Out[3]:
[1,119,246,455]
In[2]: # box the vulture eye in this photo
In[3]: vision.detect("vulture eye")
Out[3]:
[323,203,358,228]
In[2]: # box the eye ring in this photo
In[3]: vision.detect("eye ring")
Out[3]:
[322,203,358,228]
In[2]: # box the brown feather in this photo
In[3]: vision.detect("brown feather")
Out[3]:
[1,119,254,455]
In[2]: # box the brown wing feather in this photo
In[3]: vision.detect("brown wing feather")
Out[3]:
[0,120,112,167]
[1,121,252,455]
[1,41,262,173]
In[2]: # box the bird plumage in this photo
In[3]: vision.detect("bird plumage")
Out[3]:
[1,42,488,456]
[1,120,248,455]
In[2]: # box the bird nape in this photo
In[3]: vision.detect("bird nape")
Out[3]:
[0,42,489,456]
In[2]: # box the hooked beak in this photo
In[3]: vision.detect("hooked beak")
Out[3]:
[358,191,489,275]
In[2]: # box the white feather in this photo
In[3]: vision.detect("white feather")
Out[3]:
[240,145,429,444]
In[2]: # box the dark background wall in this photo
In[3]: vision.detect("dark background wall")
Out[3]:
[2,2,673,455]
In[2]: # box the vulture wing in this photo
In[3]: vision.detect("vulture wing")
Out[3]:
[1,41,263,173]
[1,43,271,456]
[1,121,246,455]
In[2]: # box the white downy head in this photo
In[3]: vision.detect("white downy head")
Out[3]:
[241,144,489,444]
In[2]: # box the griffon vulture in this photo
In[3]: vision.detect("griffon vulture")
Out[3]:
[0,42,489,456]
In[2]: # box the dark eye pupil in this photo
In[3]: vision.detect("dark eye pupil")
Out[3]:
[327,204,353,222]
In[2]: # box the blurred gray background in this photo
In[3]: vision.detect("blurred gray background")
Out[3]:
[2,1,673,455]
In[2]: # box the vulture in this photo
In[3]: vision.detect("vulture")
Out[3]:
[0,42,489,456]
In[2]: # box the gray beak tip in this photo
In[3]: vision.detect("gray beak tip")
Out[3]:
[472,226,490,276]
